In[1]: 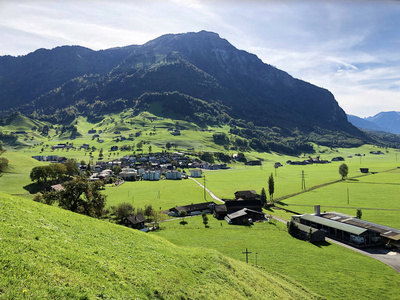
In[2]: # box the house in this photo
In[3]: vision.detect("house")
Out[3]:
[168,202,215,217]
[114,130,121,134]
[213,200,263,219]
[51,184,64,191]
[110,146,118,151]
[245,160,262,166]
[224,208,265,225]
[274,162,283,168]
[190,169,202,178]
[234,190,261,201]
[88,129,96,134]
[32,155,47,161]
[57,157,68,163]
[331,157,345,161]
[120,214,146,230]
[360,168,369,173]
[170,130,181,136]
[81,143,90,149]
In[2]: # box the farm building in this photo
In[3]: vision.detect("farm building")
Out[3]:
[120,214,146,230]
[292,207,400,248]
[168,202,215,217]
[234,190,261,201]
[213,200,263,219]
[224,208,265,225]
[289,222,326,242]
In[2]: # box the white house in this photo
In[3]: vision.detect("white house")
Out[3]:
[165,170,182,180]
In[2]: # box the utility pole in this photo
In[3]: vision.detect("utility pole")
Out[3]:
[301,170,306,190]
[203,175,206,201]
[255,252,258,267]
[347,187,349,205]
[242,248,252,264]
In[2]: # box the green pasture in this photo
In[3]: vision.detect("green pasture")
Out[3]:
[0,151,46,195]
[154,216,400,300]
[279,168,400,228]
[103,178,207,211]
[0,192,318,299]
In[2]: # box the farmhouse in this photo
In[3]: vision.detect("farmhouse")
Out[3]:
[120,214,146,230]
[168,202,215,217]
[213,200,263,219]
[224,208,265,225]
[245,160,262,166]
[234,190,261,201]
[292,207,400,248]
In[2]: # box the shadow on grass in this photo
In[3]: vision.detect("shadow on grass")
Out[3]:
[347,178,359,182]
[23,183,45,194]
[275,201,288,206]
[310,241,332,248]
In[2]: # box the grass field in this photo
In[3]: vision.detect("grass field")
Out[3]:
[279,168,400,228]
[153,215,400,300]
[0,192,320,299]
[103,178,207,211]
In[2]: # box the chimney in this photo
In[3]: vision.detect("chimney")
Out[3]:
[314,205,321,216]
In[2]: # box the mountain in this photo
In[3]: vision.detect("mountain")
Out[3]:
[366,111,400,134]
[348,112,400,135]
[347,114,386,132]
[0,30,369,148]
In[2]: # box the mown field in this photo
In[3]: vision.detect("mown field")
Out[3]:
[0,192,320,299]
[153,215,400,300]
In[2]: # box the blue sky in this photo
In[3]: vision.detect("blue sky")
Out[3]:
[1,0,399,117]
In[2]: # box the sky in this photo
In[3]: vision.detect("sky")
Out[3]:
[0,0,399,118]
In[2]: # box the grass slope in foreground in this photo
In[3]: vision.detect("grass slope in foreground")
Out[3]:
[0,193,320,300]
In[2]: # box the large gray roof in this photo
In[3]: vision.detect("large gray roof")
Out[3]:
[300,214,368,235]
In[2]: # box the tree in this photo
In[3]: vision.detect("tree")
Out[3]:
[339,163,349,180]
[64,159,79,177]
[356,209,362,219]
[148,145,152,153]
[178,210,188,225]
[268,173,275,202]
[166,142,172,150]
[202,212,209,228]
[58,176,107,218]
[114,202,135,221]
[144,204,154,220]
[260,188,267,206]
[0,157,9,173]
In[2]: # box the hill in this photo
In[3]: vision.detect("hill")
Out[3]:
[0,31,370,150]
[0,192,320,299]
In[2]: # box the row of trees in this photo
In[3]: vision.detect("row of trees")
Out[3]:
[261,173,275,206]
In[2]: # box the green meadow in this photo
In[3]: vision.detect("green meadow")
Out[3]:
[103,178,207,211]
[153,215,400,300]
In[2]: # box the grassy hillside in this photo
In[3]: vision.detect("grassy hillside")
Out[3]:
[0,193,320,299]
[154,216,400,300]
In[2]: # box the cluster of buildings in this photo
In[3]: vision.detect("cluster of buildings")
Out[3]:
[168,190,266,226]
[291,206,400,249]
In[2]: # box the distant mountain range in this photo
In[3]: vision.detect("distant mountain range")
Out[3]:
[348,112,400,135]
[0,30,371,149]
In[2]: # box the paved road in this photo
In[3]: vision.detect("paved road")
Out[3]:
[190,177,225,203]
[272,216,400,274]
